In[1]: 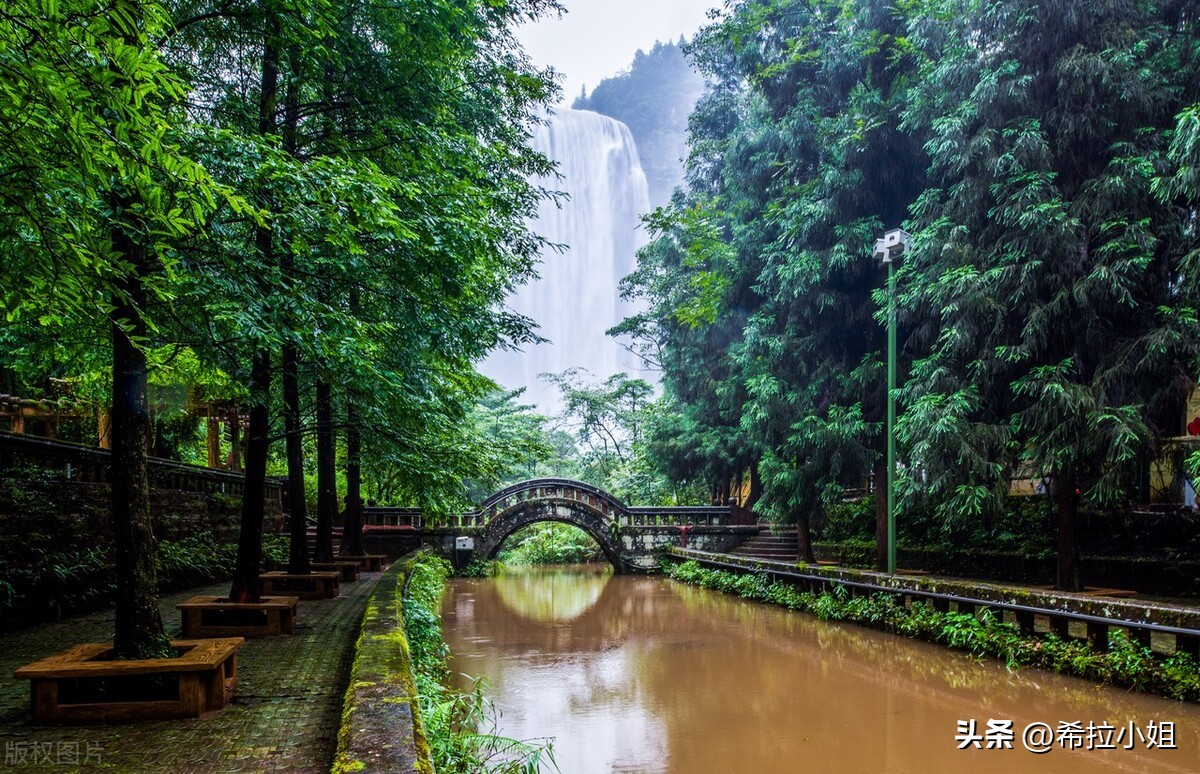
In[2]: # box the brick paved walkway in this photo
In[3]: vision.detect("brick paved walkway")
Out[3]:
[0,573,381,772]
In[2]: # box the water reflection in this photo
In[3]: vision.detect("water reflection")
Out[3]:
[494,564,613,623]
[443,567,1200,773]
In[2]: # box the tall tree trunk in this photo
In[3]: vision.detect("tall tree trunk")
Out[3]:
[340,401,365,557]
[280,62,311,575]
[339,286,365,558]
[1054,465,1081,591]
[229,351,270,603]
[874,456,887,571]
[282,341,310,573]
[110,232,171,660]
[746,460,762,511]
[797,510,815,564]
[228,17,280,603]
[314,375,336,562]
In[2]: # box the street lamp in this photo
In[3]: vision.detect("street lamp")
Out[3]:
[873,228,910,574]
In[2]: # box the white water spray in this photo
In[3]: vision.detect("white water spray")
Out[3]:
[482,109,652,412]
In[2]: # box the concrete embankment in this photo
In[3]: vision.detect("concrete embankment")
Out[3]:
[334,552,433,774]
[668,547,1200,655]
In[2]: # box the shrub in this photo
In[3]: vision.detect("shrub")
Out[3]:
[497,522,603,566]
[402,552,556,773]
[0,530,294,629]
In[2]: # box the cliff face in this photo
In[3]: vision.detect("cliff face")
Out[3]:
[573,39,705,210]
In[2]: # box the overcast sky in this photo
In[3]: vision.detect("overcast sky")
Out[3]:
[515,0,718,104]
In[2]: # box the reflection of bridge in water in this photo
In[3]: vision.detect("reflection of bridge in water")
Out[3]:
[444,569,1200,774]
[362,478,758,572]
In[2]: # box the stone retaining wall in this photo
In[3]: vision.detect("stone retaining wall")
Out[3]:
[333,551,433,774]
[0,471,283,561]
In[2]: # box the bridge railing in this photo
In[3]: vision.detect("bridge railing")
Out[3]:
[0,430,282,500]
[363,507,425,528]
[481,482,626,520]
[364,504,743,529]
[623,507,735,527]
[436,512,485,529]
[479,477,630,511]
[362,509,502,529]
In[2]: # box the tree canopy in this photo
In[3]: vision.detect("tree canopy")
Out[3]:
[0,0,565,649]
[621,0,1200,585]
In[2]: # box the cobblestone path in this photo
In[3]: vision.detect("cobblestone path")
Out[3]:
[0,573,380,773]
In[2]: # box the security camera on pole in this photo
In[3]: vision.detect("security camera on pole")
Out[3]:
[873,229,910,574]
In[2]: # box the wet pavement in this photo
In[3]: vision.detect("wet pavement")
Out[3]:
[0,573,380,772]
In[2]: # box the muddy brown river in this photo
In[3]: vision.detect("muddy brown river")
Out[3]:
[442,565,1200,773]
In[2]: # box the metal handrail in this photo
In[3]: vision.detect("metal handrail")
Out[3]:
[678,551,1200,640]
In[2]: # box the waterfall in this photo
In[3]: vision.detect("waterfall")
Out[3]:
[482,108,652,412]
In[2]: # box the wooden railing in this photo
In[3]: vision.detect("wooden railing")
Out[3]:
[0,431,282,500]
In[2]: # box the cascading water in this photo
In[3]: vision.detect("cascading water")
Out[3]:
[482,108,652,412]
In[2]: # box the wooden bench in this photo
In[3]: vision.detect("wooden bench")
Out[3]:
[260,571,341,599]
[14,638,243,723]
[338,554,387,572]
[311,562,360,583]
[177,596,299,638]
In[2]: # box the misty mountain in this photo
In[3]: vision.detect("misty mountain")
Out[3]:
[573,38,704,210]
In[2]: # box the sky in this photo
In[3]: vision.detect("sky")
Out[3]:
[515,0,719,104]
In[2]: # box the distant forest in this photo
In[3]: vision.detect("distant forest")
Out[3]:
[574,39,704,208]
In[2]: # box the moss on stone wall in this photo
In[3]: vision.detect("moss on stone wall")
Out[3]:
[0,467,286,627]
[333,552,434,774]
[337,550,555,773]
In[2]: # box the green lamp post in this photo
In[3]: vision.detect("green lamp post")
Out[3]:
[873,228,910,574]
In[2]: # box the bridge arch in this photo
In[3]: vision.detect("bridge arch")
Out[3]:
[363,477,743,573]
[476,488,626,573]
[479,478,629,518]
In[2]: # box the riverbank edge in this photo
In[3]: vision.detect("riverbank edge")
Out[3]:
[663,551,1200,702]
[333,550,434,774]
[809,541,1200,599]
[671,547,1200,629]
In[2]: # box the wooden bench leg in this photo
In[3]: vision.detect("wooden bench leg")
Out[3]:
[203,668,226,711]
[180,674,205,718]
[32,680,56,723]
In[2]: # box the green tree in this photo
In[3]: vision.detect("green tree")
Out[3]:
[169,0,562,589]
[621,0,925,560]
[900,0,1200,589]
[0,0,243,655]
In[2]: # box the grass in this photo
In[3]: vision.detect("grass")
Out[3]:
[403,552,558,773]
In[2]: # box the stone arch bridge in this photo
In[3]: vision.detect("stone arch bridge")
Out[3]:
[362,478,758,572]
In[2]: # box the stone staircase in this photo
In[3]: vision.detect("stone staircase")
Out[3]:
[730,527,799,562]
